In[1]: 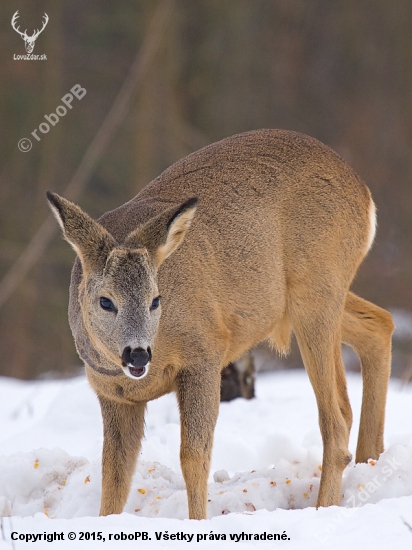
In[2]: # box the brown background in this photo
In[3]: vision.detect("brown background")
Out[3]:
[1,0,412,379]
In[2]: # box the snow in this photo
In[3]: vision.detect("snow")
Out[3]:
[1,370,412,548]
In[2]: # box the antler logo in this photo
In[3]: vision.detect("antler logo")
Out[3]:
[11,11,49,54]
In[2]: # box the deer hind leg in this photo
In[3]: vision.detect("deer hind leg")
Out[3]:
[291,299,351,507]
[334,335,353,435]
[342,291,394,463]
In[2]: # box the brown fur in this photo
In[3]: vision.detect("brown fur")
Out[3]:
[47,129,394,519]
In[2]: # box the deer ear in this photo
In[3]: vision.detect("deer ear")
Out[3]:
[124,198,198,267]
[46,192,117,274]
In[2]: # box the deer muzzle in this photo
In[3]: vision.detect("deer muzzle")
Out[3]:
[121,346,151,379]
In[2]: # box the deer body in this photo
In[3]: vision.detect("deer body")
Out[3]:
[48,129,393,519]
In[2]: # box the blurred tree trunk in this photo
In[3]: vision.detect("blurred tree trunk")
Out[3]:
[7,0,64,379]
[134,3,188,192]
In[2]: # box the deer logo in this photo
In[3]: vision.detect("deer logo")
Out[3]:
[11,11,49,54]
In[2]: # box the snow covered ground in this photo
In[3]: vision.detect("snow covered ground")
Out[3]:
[1,369,412,548]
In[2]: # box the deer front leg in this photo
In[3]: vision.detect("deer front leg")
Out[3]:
[177,366,221,520]
[98,395,146,516]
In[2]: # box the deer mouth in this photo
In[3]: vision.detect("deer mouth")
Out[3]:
[121,346,151,379]
[128,364,146,378]
[121,363,150,380]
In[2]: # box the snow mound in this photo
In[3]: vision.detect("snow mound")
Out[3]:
[0,443,411,521]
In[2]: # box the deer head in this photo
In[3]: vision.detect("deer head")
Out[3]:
[11,11,49,54]
[47,192,198,380]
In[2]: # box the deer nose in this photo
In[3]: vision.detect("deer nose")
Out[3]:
[122,346,151,368]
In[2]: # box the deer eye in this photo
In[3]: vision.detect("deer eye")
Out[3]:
[100,297,116,312]
[150,296,161,311]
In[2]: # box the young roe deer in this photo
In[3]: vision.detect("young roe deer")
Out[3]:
[47,129,394,520]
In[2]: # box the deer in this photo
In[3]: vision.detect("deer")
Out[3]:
[47,129,394,520]
[11,11,49,54]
